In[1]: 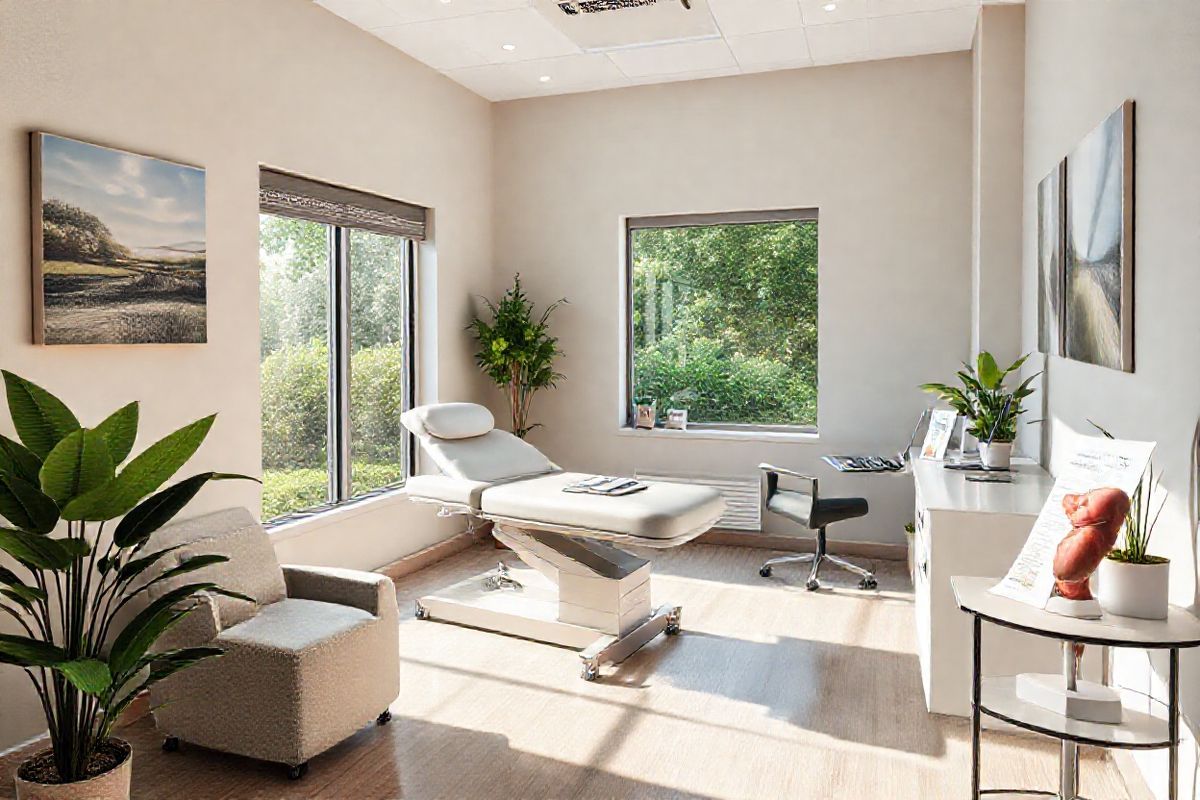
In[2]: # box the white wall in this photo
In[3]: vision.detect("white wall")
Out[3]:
[0,0,490,751]
[1022,2,1200,797]
[491,55,974,544]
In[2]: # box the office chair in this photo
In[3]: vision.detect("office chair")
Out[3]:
[756,463,877,591]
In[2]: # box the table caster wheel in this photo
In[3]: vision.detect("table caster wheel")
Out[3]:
[287,762,309,780]
[759,565,772,578]
[859,577,878,590]
[805,578,820,591]
[415,603,430,620]
[377,710,392,725]
[665,608,682,635]
[162,736,180,753]
[581,662,599,681]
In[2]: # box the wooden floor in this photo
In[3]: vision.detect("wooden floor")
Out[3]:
[1,542,1131,800]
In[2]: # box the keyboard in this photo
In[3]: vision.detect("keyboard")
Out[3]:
[821,454,905,473]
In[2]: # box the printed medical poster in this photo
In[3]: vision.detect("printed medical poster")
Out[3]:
[920,409,958,461]
[990,436,1155,608]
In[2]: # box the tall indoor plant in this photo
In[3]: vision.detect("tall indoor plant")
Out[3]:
[1091,422,1171,619]
[469,274,566,438]
[0,370,251,799]
[920,351,1038,468]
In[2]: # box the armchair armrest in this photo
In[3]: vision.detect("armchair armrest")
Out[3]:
[281,565,396,618]
[152,592,221,652]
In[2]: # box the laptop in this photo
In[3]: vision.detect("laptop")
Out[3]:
[821,409,929,473]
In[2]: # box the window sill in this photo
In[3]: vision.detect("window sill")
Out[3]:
[616,426,820,444]
[265,486,411,543]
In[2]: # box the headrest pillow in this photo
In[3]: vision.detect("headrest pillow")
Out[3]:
[401,402,495,440]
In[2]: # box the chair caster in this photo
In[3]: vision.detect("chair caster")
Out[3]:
[162,736,180,753]
[581,661,600,681]
[415,603,430,620]
[805,578,820,591]
[759,565,772,578]
[859,576,878,590]
[665,607,682,635]
[287,762,309,780]
[377,710,392,726]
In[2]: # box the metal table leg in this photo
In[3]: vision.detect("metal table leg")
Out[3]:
[1060,641,1079,800]
[972,614,982,800]
[1169,648,1179,800]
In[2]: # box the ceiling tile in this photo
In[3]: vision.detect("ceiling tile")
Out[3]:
[455,7,582,63]
[449,53,629,100]
[707,0,802,37]
[868,0,978,17]
[607,37,737,78]
[727,29,812,69]
[376,0,531,25]
[798,0,869,26]
[318,0,409,30]
[804,19,870,63]
[868,6,978,58]
[372,22,490,70]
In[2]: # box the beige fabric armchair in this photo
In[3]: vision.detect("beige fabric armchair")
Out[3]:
[145,508,400,779]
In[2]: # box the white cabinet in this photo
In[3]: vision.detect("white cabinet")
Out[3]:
[912,457,1101,718]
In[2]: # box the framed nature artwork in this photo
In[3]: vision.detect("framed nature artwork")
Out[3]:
[1064,101,1134,372]
[31,133,207,344]
[1036,160,1065,356]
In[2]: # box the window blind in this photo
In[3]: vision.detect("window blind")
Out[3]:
[258,168,427,240]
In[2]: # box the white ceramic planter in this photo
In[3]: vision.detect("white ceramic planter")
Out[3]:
[1098,557,1170,620]
[14,739,131,800]
[978,441,1013,470]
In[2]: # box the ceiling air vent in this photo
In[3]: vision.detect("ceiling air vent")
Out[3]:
[535,0,715,52]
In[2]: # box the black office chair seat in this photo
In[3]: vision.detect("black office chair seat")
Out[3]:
[767,490,869,531]
[757,464,877,591]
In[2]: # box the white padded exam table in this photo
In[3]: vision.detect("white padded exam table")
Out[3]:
[401,403,725,680]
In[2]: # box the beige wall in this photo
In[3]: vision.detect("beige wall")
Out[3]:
[0,0,491,750]
[1022,2,1200,797]
[491,54,974,544]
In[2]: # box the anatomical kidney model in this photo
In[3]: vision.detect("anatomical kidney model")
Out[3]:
[1053,487,1131,601]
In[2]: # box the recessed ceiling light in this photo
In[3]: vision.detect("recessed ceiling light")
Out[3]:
[501,43,517,51]
[823,2,837,10]
[539,75,552,83]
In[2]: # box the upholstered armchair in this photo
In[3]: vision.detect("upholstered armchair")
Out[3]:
[145,508,399,779]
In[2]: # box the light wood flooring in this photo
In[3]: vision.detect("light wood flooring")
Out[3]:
[1,542,1131,799]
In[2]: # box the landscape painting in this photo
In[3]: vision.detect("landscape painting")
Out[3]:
[1064,101,1134,372]
[1037,160,1065,356]
[32,133,206,344]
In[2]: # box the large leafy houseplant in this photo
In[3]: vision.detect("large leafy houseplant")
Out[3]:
[469,274,566,438]
[0,370,251,789]
[920,352,1038,443]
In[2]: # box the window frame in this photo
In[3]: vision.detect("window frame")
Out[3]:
[261,220,417,526]
[623,208,820,434]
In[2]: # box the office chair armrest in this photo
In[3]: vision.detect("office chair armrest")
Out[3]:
[758,463,816,483]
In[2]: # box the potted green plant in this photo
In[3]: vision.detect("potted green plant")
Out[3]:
[920,352,1038,469]
[1091,423,1170,619]
[0,371,252,800]
[468,274,566,439]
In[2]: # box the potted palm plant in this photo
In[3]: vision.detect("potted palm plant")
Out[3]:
[920,352,1038,470]
[468,274,566,439]
[0,370,252,800]
[1091,423,1170,619]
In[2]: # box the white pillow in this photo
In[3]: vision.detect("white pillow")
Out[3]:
[421,429,557,483]
[402,403,495,440]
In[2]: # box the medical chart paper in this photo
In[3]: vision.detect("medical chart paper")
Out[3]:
[990,437,1155,608]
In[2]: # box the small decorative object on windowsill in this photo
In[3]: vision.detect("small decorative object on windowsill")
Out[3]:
[920,351,1038,472]
[665,408,688,430]
[634,397,656,430]
[1090,422,1170,619]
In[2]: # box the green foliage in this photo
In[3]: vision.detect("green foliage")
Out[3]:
[630,221,818,427]
[0,370,253,784]
[40,200,130,265]
[920,352,1038,442]
[1089,421,1166,564]
[469,275,566,438]
[261,463,403,521]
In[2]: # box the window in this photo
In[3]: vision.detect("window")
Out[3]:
[258,170,421,522]
[626,210,818,431]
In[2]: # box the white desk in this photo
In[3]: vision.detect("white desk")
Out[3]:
[911,457,1103,718]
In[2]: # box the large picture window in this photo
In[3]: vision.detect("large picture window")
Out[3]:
[627,210,818,431]
[259,213,415,522]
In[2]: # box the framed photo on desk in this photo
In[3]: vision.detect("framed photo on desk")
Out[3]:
[921,409,957,461]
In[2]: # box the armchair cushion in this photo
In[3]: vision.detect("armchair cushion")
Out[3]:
[147,508,287,628]
[217,598,373,653]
